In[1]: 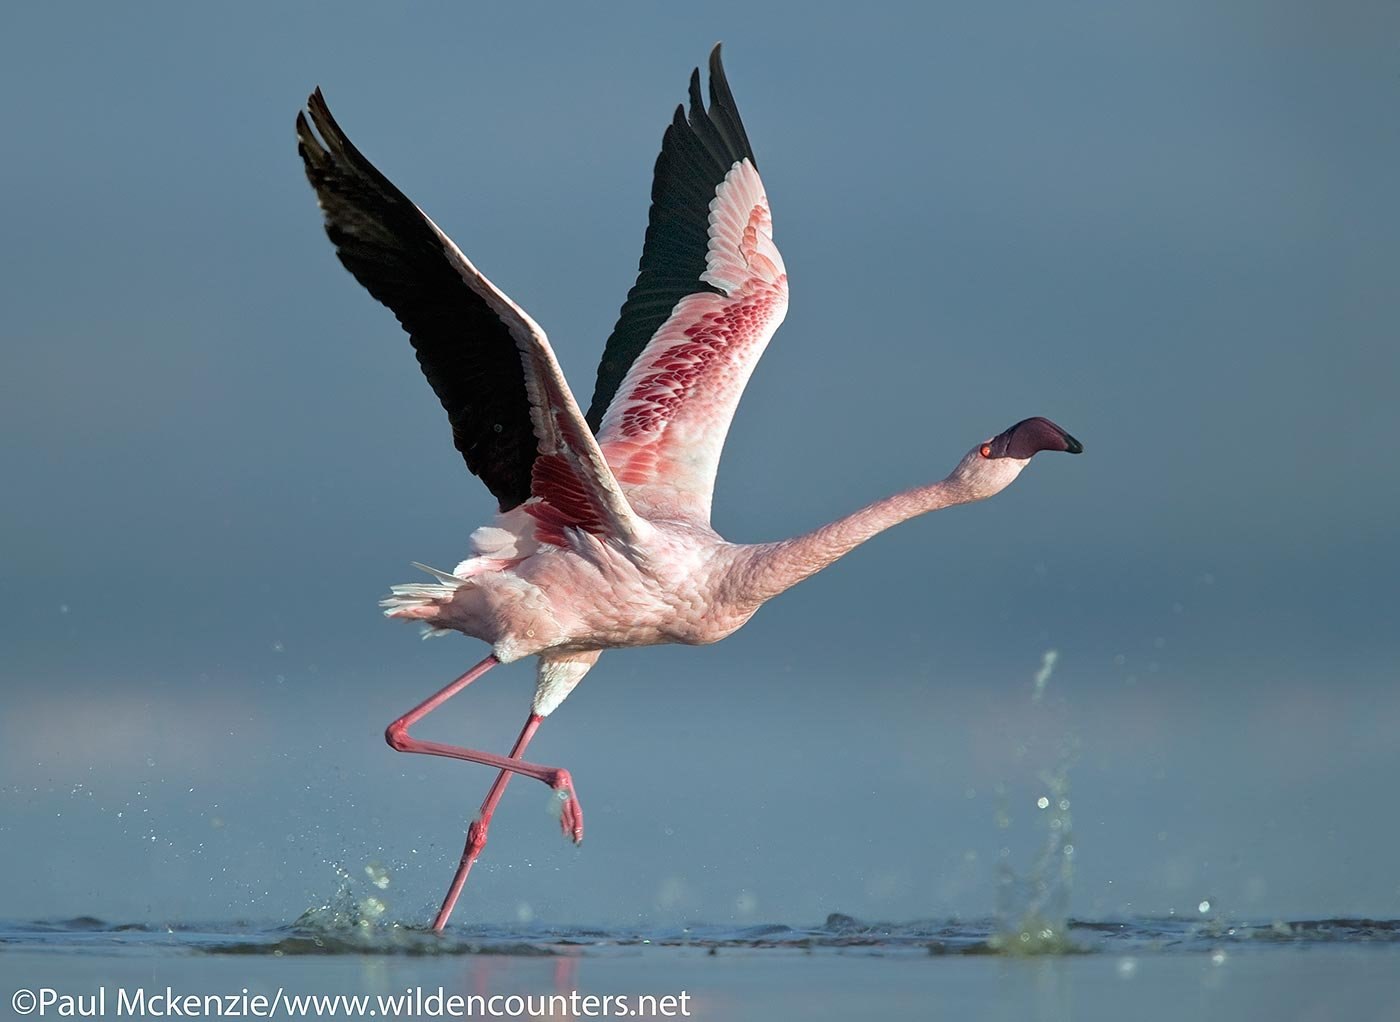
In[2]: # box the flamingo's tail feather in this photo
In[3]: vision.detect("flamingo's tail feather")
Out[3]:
[380,563,471,636]
[410,561,469,585]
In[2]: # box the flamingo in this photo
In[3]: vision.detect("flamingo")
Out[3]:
[296,45,1082,933]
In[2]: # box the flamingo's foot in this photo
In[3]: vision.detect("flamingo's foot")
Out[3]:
[548,769,584,844]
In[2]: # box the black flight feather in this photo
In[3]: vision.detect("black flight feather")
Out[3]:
[296,90,537,511]
[584,44,758,431]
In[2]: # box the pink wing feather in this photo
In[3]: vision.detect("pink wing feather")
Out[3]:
[597,158,789,521]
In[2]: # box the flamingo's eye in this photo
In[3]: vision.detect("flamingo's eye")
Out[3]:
[979,444,992,459]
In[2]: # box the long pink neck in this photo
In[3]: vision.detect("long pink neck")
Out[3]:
[730,475,983,611]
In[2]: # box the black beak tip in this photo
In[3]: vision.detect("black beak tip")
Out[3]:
[1063,433,1084,455]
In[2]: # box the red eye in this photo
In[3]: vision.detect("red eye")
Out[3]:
[979,444,992,458]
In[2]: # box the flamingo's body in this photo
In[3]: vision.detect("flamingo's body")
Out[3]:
[297,47,1081,932]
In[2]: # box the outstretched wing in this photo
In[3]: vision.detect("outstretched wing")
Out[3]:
[297,91,644,545]
[588,46,789,522]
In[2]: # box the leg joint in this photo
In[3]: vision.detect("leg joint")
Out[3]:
[385,720,411,752]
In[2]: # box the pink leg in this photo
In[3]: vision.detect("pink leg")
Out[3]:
[430,712,544,931]
[383,654,583,932]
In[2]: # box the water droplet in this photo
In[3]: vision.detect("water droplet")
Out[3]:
[1032,649,1058,699]
[1198,899,1212,914]
[1037,796,1050,810]
[1210,949,1227,966]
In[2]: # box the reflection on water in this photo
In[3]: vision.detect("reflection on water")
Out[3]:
[8,916,1398,1022]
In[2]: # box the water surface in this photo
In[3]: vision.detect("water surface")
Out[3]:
[5,915,1397,1021]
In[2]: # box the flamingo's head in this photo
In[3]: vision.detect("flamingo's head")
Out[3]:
[950,416,1082,499]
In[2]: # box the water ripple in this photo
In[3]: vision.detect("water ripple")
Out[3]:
[3,914,1398,958]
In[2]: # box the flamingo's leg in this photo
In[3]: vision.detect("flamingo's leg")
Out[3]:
[383,655,583,931]
[429,711,562,932]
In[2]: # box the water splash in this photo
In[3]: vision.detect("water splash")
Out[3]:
[990,649,1079,954]
[990,772,1076,954]
[294,861,399,937]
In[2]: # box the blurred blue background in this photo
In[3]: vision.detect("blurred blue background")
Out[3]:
[2,0,1397,928]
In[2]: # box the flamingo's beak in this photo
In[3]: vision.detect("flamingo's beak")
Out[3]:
[990,417,1083,458]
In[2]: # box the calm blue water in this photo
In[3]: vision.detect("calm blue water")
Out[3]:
[4,915,1397,1021]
